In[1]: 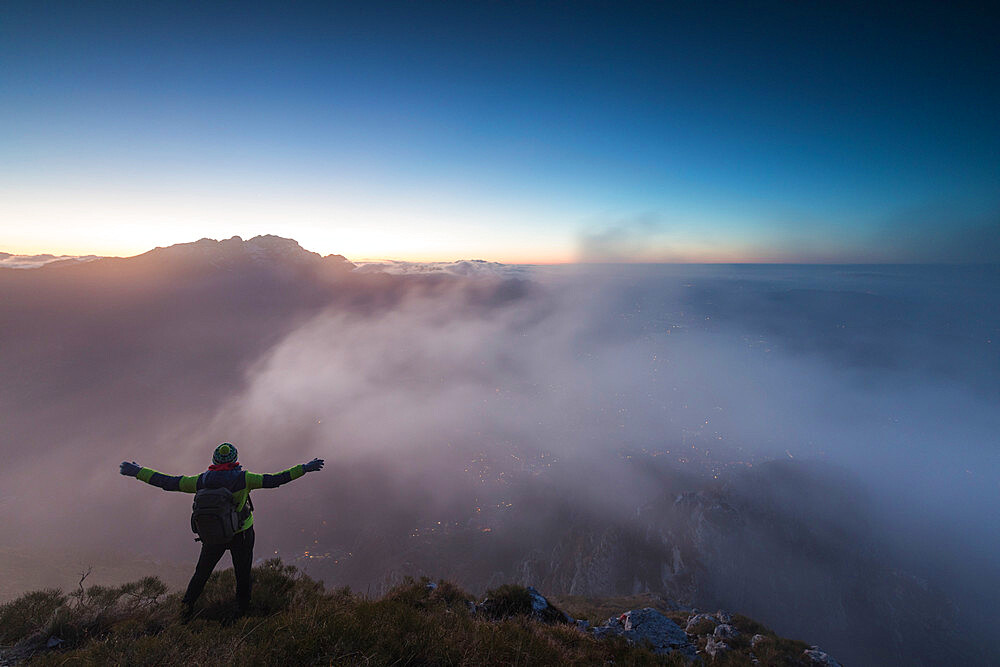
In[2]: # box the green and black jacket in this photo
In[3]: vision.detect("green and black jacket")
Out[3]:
[135,464,305,532]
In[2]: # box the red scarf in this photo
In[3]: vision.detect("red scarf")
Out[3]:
[208,461,240,471]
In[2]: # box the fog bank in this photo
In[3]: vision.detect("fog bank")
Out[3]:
[1,255,997,663]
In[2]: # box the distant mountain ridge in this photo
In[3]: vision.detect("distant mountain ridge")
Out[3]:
[133,234,355,273]
[0,235,355,274]
[2,235,531,279]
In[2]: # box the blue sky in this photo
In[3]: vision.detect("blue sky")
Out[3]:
[1,1,997,261]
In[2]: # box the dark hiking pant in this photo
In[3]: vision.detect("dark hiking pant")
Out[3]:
[182,526,255,612]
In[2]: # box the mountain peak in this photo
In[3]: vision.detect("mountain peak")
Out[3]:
[136,235,354,273]
[244,234,318,262]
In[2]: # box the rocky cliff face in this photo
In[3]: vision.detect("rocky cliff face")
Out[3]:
[492,461,974,666]
[351,459,976,665]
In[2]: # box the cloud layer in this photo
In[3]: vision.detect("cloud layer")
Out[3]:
[0,252,102,269]
[1,257,997,661]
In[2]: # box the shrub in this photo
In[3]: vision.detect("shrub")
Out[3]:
[0,589,65,644]
[40,576,171,647]
[382,576,475,615]
[686,617,716,636]
[479,584,534,619]
[195,558,324,620]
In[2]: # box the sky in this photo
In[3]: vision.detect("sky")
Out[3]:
[1,1,997,262]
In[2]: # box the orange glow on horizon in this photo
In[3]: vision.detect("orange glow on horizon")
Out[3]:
[2,230,863,266]
[2,244,861,266]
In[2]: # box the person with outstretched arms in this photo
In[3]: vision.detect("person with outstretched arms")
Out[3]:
[119,442,324,620]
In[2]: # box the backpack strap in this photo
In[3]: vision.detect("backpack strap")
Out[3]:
[238,495,253,524]
[238,471,254,523]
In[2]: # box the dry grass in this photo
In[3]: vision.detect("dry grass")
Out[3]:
[1,561,690,666]
[0,562,822,666]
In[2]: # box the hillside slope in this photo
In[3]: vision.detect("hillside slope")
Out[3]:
[0,560,838,666]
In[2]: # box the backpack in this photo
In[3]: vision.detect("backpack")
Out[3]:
[190,487,248,544]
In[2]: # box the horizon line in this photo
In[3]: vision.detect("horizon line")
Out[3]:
[2,249,996,270]
[3,234,996,268]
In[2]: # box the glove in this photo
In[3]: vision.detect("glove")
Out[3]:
[120,461,141,477]
[303,458,324,473]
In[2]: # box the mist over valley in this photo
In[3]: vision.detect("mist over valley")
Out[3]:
[1,236,997,665]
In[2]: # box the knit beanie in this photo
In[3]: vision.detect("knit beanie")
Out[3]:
[213,442,238,464]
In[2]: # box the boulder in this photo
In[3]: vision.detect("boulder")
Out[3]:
[592,607,696,658]
[526,586,574,623]
[714,623,738,639]
[705,635,729,658]
[685,612,718,634]
[476,585,571,624]
[804,646,842,666]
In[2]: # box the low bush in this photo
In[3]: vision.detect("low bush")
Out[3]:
[194,558,323,621]
[479,583,534,619]
[0,589,66,644]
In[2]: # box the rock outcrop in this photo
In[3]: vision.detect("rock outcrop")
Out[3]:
[475,584,572,625]
[592,607,696,658]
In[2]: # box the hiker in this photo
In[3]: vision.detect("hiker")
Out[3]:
[119,442,324,618]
